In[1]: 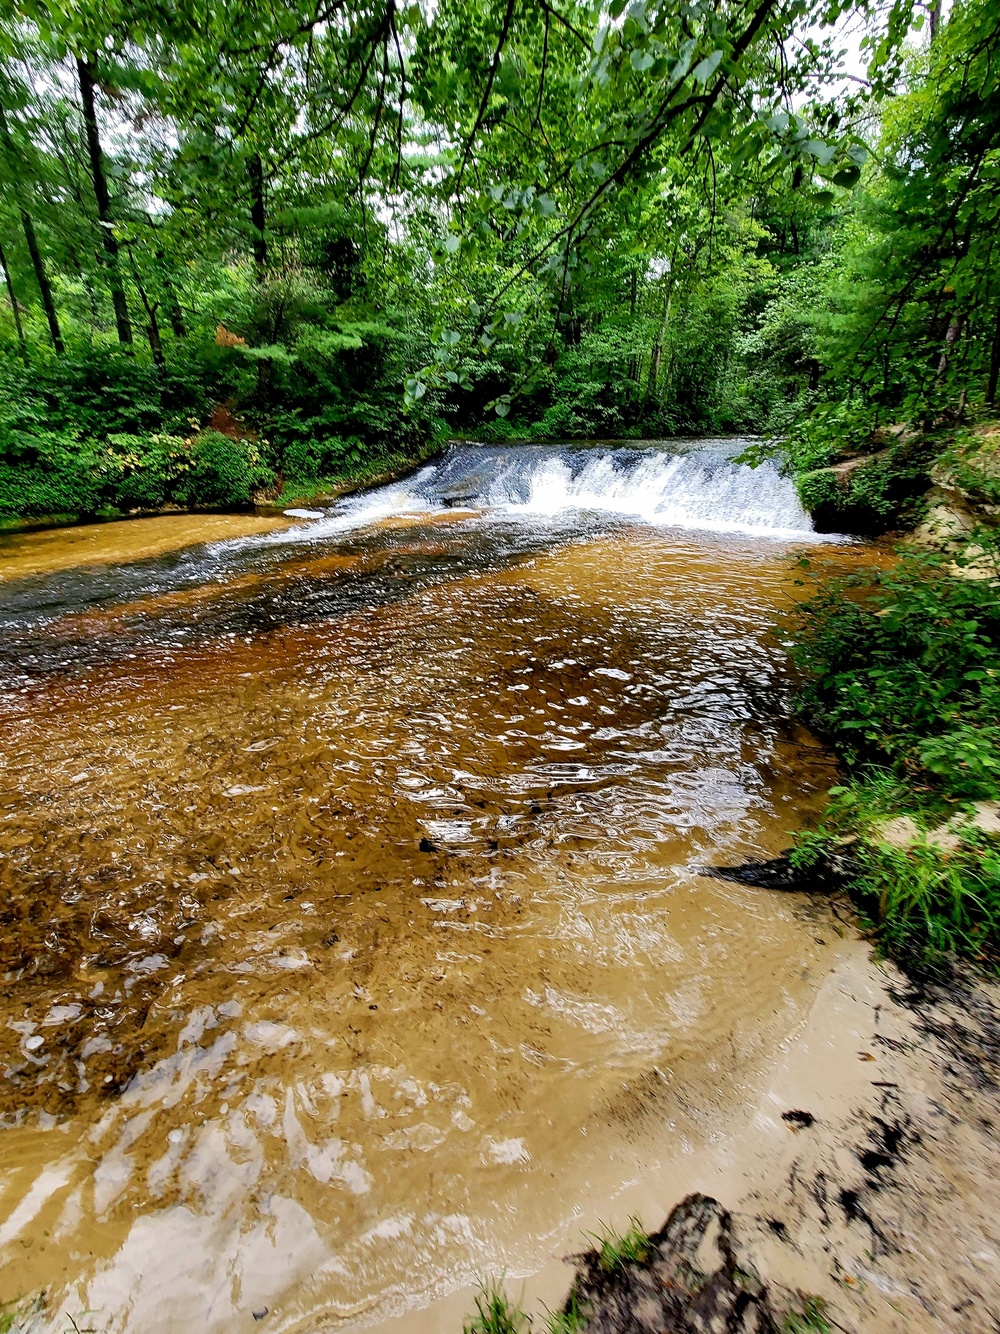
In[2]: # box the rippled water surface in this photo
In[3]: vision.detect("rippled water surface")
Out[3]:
[0,442,860,1332]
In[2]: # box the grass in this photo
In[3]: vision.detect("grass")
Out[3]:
[782,1294,831,1333]
[541,1293,587,1333]
[585,1216,650,1273]
[0,1294,49,1333]
[790,774,1000,970]
[463,1281,529,1334]
[462,1220,652,1333]
[462,1284,588,1334]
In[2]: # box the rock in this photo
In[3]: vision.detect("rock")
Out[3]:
[702,854,847,893]
[781,1109,815,1130]
[556,1193,794,1333]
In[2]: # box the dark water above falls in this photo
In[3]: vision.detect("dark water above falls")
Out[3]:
[0,441,855,1332]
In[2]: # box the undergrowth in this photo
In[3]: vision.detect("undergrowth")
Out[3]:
[463,1218,651,1333]
[463,1281,529,1334]
[787,546,1000,967]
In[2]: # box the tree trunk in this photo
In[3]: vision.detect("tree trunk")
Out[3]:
[646,281,674,402]
[133,268,165,370]
[987,306,1000,406]
[0,238,28,362]
[145,307,165,368]
[248,152,268,280]
[935,312,964,387]
[929,0,941,41]
[155,251,187,338]
[76,55,133,346]
[20,209,64,353]
[0,98,61,353]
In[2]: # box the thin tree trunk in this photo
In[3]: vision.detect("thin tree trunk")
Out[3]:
[132,267,165,369]
[646,282,674,402]
[627,268,640,384]
[247,152,271,397]
[935,312,963,387]
[145,305,165,368]
[929,0,941,41]
[987,306,1000,406]
[20,209,64,353]
[0,238,27,362]
[248,152,268,280]
[0,98,62,353]
[155,251,187,338]
[76,55,133,346]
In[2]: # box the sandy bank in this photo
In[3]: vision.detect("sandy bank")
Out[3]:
[365,930,1000,1333]
[0,511,295,581]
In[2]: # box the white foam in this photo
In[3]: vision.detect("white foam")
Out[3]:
[225,443,829,550]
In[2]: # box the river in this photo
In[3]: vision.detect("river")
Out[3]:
[0,440,861,1333]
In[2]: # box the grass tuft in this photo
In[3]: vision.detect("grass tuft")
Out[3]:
[463,1280,529,1334]
[585,1216,650,1274]
[782,1294,831,1333]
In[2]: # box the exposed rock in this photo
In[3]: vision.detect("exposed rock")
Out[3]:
[556,1193,800,1333]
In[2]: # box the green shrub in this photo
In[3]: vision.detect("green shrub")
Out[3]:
[0,426,274,518]
[179,431,275,505]
[789,548,1000,793]
[789,550,1000,964]
[791,778,1000,966]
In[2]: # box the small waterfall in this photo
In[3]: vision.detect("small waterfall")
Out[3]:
[268,440,819,545]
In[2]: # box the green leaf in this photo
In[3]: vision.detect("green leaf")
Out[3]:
[833,165,861,188]
[691,49,723,85]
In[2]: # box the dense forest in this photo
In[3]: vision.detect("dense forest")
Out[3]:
[0,0,996,517]
[1,0,1000,965]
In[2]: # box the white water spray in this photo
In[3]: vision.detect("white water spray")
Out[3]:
[254,440,822,548]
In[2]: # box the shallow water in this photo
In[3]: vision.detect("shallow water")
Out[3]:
[0,441,860,1332]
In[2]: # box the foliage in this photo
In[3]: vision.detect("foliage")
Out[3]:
[791,776,1000,966]
[788,548,1000,792]
[0,0,953,523]
[0,423,275,517]
[788,550,1000,963]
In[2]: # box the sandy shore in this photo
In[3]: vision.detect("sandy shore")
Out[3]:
[363,923,1000,1333]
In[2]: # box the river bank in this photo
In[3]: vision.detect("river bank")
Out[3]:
[437,933,1000,1334]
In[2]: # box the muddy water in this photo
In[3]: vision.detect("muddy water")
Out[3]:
[0,444,859,1333]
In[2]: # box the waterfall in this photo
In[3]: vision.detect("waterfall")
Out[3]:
[267,439,820,545]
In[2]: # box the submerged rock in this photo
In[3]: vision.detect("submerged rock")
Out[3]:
[702,854,847,893]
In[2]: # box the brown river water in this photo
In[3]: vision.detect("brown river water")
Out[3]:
[0,442,867,1333]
